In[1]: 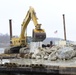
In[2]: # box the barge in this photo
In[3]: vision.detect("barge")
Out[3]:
[0,62,76,75]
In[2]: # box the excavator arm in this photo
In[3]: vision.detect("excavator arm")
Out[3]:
[20,6,46,42]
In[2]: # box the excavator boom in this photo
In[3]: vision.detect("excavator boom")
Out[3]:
[20,6,46,42]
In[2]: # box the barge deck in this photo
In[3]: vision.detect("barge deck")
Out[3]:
[0,63,76,74]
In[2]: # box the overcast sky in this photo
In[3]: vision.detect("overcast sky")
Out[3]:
[0,0,76,41]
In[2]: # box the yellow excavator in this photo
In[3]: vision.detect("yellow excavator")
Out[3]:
[4,6,46,54]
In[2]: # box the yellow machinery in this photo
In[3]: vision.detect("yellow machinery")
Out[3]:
[4,6,46,53]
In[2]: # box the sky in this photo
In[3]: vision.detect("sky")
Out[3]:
[0,0,76,41]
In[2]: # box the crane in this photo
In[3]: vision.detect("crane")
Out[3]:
[4,6,46,54]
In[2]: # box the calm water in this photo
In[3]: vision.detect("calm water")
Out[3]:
[0,48,4,53]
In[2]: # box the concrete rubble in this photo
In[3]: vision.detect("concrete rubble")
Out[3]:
[31,43,76,61]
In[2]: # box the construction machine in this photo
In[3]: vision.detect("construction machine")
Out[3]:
[4,6,46,54]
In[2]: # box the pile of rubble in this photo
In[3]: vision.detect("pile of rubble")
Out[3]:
[31,44,76,61]
[3,41,76,61]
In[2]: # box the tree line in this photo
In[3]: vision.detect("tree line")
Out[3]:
[0,34,10,43]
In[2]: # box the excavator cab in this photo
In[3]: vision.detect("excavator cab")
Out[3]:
[32,29,46,42]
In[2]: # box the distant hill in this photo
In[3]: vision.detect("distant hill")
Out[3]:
[43,37,62,44]
[0,34,10,47]
[0,34,10,43]
[43,37,73,44]
[0,34,73,47]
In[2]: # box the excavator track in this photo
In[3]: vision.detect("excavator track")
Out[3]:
[4,46,23,54]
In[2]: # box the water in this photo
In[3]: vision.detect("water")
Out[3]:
[0,48,4,54]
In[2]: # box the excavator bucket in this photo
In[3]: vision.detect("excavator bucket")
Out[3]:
[32,29,46,42]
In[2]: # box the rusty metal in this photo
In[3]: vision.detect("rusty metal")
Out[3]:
[63,14,66,41]
[9,19,12,40]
